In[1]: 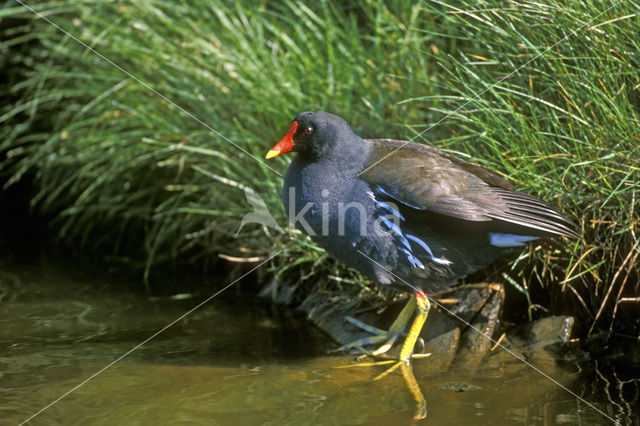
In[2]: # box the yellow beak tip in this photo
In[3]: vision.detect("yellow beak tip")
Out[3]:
[265,149,280,159]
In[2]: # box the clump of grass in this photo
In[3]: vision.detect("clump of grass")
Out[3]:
[415,0,640,334]
[1,0,638,335]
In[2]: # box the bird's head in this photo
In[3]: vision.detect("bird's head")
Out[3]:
[266,111,359,161]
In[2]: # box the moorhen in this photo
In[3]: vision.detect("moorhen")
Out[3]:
[266,111,578,375]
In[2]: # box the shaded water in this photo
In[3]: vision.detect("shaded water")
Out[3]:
[0,262,635,425]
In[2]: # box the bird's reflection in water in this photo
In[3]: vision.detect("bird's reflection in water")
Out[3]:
[400,362,427,420]
[334,355,429,421]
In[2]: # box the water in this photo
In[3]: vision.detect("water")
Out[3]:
[0,261,635,425]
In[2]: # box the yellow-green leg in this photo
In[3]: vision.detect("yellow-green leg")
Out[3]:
[337,296,417,356]
[336,291,431,372]
[335,292,430,420]
[373,291,430,380]
[400,292,430,361]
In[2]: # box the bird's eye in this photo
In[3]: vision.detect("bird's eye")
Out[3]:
[304,126,314,135]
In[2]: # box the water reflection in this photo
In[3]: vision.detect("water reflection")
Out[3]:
[0,262,634,424]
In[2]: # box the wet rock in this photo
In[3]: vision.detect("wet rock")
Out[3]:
[516,315,575,353]
[442,284,503,371]
[422,325,460,370]
[437,382,483,392]
[490,315,577,370]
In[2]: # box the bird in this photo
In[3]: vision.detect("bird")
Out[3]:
[265,111,578,376]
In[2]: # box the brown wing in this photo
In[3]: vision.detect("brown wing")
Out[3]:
[361,139,578,238]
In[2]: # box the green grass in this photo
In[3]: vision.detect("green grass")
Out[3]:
[1,0,638,335]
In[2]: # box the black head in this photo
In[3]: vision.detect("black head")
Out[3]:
[266,111,361,161]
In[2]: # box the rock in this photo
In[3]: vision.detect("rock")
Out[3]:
[515,315,575,353]
[437,382,483,392]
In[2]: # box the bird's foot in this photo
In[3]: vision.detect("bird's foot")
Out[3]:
[335,291,432,376]
[333,292,431,421]
[333,315,404,357]
[334,296,418,356]
[335,353,431,379]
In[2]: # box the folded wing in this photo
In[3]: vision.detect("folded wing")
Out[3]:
[361,139,578,239]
